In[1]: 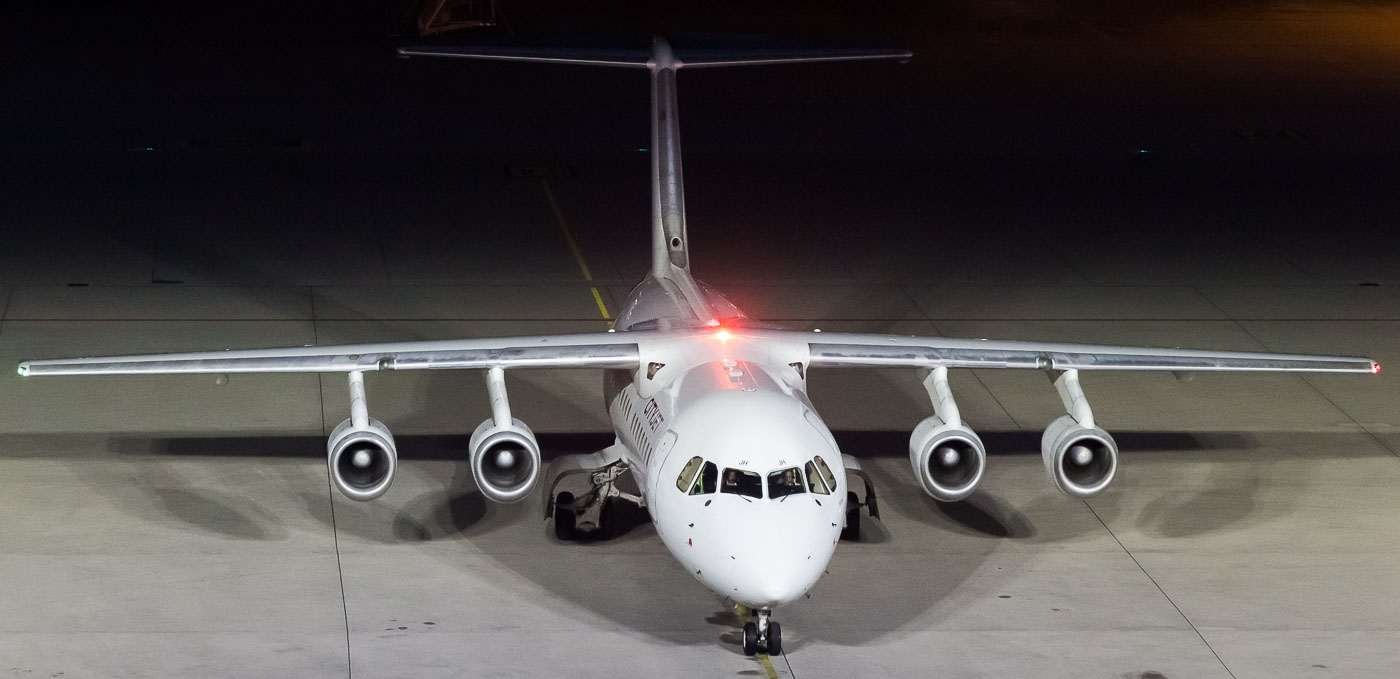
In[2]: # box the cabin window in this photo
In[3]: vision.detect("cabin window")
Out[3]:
[676,456,704,492]
[768,467,806,499]
[812,455,837,491]
[689,461,717,495]
[804,460,831,495]
[720,468,763,499]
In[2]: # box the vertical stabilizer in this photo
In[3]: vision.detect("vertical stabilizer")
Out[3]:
[397,38,911,324]
[646,37,712,321]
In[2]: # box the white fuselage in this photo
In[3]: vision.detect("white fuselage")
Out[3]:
[602,285,848,609]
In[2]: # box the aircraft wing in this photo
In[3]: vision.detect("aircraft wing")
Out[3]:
[17,333,641,376]
[17,328,1378,377]
[795,332,1378,374]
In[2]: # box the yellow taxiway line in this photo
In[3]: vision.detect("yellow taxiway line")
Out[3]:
[541,178,613,324]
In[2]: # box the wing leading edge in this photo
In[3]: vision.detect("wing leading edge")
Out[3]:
[798,332,1377,374]
[17,333,641,376]
[16,329,1378,377]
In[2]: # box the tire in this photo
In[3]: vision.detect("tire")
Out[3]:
[767,621,782,655]
[742,622,758,656]
[841,491,861,542]
[554,491,576,541]
[599,497,637,541]
[598,498,620,540]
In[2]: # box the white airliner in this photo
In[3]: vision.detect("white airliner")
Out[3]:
[19,37,1379,657]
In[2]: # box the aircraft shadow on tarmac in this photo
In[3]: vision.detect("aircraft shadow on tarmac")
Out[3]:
[65,454,297,542]
[22,426,1373,650]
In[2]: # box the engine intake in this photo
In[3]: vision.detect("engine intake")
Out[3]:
[469,417,541,503]
[909,415,986,502]
[1041,415,1117,498]
[328,416,397,501]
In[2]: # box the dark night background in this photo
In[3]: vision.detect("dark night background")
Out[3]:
[1,3,1398,677]
[2,1,1398,290]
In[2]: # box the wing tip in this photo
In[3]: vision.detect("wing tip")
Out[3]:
[17,362,30,377]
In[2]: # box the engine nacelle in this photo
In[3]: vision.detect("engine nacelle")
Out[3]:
[1041,415,1118,498]
[909,415,986,502]
[468,417,541,503]
[328,416,397,501]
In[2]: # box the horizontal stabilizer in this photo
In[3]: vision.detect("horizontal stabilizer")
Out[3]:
[397,39,911,69]
[676,46,911,68]
[397,44,652,68]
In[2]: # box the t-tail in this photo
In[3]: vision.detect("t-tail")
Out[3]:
[398,37,911,323]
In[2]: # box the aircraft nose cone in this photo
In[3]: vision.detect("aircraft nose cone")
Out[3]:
[751,576,798,608]
[731,564,807,609]
[683,494,842,610]
[728,528,833,608]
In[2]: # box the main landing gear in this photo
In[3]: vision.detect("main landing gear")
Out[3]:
[550,460,641,541]
[841,455,881,543]
[841,490,861,542]
[741,608,782,656]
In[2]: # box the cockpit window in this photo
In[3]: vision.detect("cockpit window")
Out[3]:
[805,461,831,495]
[812,455,837,491]
[768,467,806,499]
[689,461,717,495]
[676,456,703,492]
[721,468,763,499]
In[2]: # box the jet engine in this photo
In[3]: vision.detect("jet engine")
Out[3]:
[328,416,398,501]
[468,417,541,503]
[1041,415,1117,498]
[909,415,986,502]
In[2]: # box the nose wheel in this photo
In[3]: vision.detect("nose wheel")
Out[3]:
[741,608,782,656]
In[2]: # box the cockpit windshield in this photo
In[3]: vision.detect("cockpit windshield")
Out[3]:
[686,458,833,500]
[721,468,763,499]
[676,456,703,492]
[768,467,806,499]
[804,460,831,494]
[676,456,717,495]
[811,455,837,492]
[689,461,717,495]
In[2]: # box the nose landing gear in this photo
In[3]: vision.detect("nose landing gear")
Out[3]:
[741,608,782,656]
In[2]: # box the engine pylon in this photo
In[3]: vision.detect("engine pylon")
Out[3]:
[468,367,541,503]
[909,367,986,501]
[1041,369,1117,497]
[328,371,398,501]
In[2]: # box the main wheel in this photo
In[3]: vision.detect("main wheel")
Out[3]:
[767,621,783,655]
[598,497,623,540]
[554,491,577,541]
[841,491,861,542]
[742,621,758,656]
